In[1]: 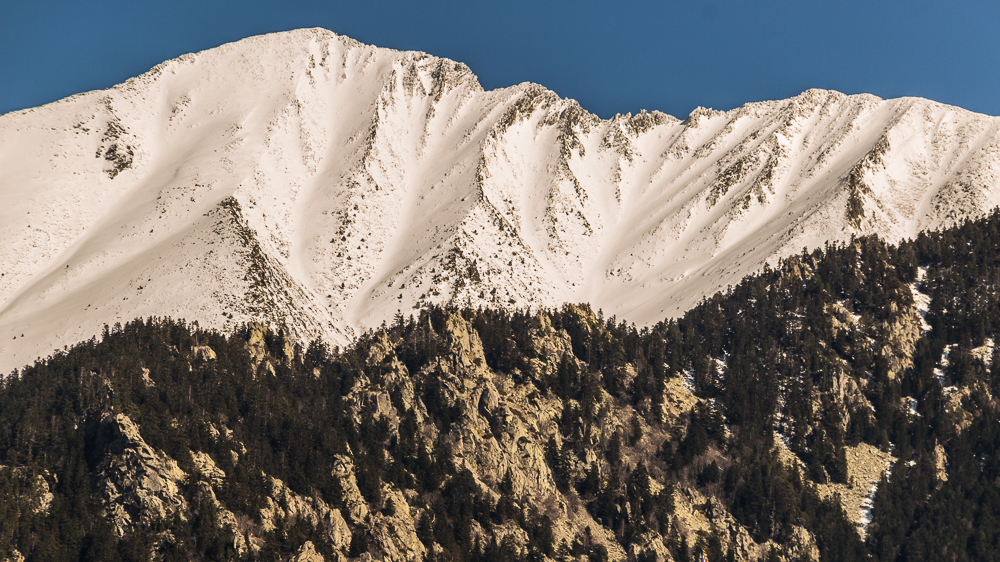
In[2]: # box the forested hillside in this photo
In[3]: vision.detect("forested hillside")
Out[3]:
[5,210,1000,561]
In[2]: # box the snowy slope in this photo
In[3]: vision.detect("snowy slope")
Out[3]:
[3,28,1000,373]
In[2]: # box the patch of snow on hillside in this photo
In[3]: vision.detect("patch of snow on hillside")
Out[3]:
[714,354,728,382]
[682,368,696,394]
[910,267,932,334]
[935,344,955,392]
[857,455,895,539]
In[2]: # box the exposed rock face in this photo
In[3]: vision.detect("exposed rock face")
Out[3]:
[88,413,189,535]
[140,367,155,387]
[191,450,226,485]
[628,531,672,562]
[934,442,949,482]
[0,297,957,561]
[332,455,371,524]
[14,300,941,560]
[260,475,352,553]
[246,322,269,366]
[30,474,53,515]
[786,526,820,562]
[291,541,325,562]
[880,301,923,380]
[422,315,563,503]
[194,481,253,556]
[670,485,797,561]
[245,323,298,374]
[944,385,976,432]
[191,345,217,361]
[86,412,356,558]
[369,485,426,560]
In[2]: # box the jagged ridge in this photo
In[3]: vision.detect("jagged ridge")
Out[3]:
[4,28,1000,373]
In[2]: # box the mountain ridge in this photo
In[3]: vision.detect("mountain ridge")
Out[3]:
[3,27,1000,374]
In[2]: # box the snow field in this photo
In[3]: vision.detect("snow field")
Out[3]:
[5,28,1000,373]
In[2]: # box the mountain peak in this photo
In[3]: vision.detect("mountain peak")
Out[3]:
[3,28,1000,374]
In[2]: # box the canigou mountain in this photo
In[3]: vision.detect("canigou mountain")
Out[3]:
[3,27,1000,374]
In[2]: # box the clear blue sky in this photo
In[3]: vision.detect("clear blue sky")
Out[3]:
[2,0,999,119]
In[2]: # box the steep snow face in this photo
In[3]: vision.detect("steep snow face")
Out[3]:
[3,28,1000,373]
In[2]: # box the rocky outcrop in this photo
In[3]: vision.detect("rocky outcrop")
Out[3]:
[246,323,269,366]
[140,367,155,387]
[879,301,922,380]
[332,455,370,524]
[191,345,217,361]
[934,442,948,482]
[260,476,351,553]
[291,541,325,562]
[88,413,189,535]
[191,450,226,485]
[671,486,784,561]
[193,482,253,556]
[369,485,426,560]
[27,305,863,561]
[245,323,298,374]
[31,473,53,514]
[628,531,672,562]
[944,385,976,432]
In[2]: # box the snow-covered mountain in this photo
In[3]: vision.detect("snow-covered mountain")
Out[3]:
[3,27,1000,374]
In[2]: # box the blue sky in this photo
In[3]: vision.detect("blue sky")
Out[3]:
[2,0,999,119]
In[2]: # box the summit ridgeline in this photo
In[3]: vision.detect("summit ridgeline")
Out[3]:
[4,29,1000,373]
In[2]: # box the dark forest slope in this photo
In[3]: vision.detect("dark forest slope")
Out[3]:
[5,210,1000,561]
